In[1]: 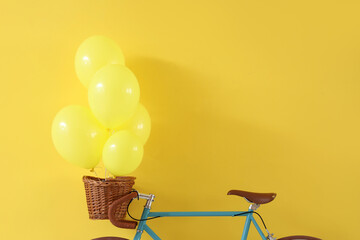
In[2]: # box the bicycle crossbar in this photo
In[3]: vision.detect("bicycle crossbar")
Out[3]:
[135,210,267,240]
[148,211,249,217]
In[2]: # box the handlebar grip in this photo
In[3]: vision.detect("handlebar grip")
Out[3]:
[108,191,138,229]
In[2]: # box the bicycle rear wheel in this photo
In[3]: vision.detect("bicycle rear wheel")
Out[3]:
[278,236,321,240]
[92,237,129,240]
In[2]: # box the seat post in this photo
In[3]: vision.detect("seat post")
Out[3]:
[249,203,260,211]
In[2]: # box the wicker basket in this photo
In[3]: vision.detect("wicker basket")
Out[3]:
[83,175,136,220]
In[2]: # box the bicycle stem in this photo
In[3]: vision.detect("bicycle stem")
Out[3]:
[137,192,155,209]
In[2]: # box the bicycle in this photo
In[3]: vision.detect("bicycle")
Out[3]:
[93,189,321,240]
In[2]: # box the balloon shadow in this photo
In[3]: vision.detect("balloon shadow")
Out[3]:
[125,57,293,197]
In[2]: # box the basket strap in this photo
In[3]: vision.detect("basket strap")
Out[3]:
[108,192,138,229]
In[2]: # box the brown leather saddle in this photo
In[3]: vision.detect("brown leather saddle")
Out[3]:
[227,189,277,204]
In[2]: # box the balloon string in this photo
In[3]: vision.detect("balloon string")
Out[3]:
[90,168,102,184]
[90,164,108,182]
[104,129,116,180]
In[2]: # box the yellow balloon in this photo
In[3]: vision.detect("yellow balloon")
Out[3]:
[117,104,151,144]
[75,36,125,88]
[88,64,140,129]
[51,105,109,169]
[103,131,144,176]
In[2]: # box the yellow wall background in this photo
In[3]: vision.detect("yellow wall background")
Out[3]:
[1,0,359,239]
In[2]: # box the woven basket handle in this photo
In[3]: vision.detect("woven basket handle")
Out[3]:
[108,191,138,229]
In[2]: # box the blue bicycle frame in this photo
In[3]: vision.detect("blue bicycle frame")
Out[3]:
[132,193,267,240]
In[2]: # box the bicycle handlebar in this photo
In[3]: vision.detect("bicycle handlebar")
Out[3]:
[108,191,139,229]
